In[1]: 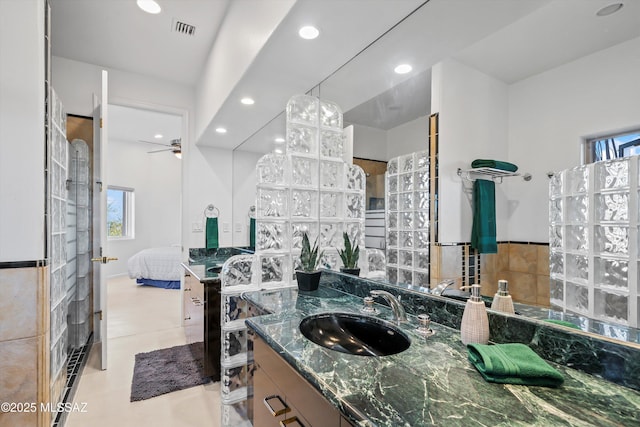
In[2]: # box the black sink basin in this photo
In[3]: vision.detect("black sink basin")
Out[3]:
[299,313,411,357]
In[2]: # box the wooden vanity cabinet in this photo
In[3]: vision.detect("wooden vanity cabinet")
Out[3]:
[253,336,353,427]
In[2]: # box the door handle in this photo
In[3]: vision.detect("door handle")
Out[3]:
[91,256,118,264]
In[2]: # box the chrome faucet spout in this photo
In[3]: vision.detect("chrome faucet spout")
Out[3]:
[370,290,408,323]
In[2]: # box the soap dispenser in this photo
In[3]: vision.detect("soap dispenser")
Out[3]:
[460,284,489,345]
[490,279,515,314]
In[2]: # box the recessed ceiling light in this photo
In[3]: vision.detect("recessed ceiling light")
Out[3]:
[215,127,227,134]
[241,97,255,105]
[299,26,319,40]
[137,0,162,14]
[596,3,624,16]
[274,137,285,143]
[394,64,412,74]
[154,133,163,139]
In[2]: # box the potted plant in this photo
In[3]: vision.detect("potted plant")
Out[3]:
[338,232,360,276]
[296,232,324,291]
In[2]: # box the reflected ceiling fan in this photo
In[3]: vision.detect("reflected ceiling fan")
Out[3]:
[138,138,182,159]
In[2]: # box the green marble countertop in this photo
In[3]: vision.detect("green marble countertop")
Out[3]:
[244,286,640,426]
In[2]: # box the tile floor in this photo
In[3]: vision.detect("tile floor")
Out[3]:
[65,276,221,427]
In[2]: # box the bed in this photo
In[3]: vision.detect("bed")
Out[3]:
[127,246,182,289]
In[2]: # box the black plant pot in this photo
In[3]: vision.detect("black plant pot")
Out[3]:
[296,270,321,291]
[340,267,360,277]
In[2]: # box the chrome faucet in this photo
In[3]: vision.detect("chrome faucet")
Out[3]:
[430,279,455,296]
[370,290,407,323]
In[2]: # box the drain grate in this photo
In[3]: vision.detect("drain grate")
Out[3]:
[52,334,93,427]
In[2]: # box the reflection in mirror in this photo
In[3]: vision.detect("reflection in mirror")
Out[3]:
[231,0,640,345]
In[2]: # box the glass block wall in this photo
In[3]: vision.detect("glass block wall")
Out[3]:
[50,88,68,407]
[385,151,430,286]
[254,94,367,287]
[550,157,639,328]
[67,139,91,349]
[220,95,367,426]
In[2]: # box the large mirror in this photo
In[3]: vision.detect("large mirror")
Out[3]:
[231,0,640,344]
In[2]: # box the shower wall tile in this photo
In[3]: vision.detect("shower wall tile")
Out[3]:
[0,334,50,427]
[537,275,551,306]
[509,244,538,274]
[537,245,550,275]
[508,271,537,305]
[0,266,48,342]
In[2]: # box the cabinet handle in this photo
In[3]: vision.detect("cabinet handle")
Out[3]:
[280,416,305,427]
[191,297,204,306]
[184,287,191,291]
[263,395,289,417]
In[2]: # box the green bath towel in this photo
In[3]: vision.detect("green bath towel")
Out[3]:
[468,343,564,388]
[249,217,256,248]
[471,159,519,172]
[471,179,497,253]
[206,217,219,249]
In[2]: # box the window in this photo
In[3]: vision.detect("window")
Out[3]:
[107,187,134,239]
[584,130,640,163]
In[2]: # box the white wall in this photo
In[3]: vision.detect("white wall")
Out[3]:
[195,0,295,141]
[386,116,428,160]
[0,0,45,262]
[431,58,509,243]
[103,139,181,277]
[508,36,640,242]
[232,150,263,246]
[352,124,388,161]
[184,145,234,249]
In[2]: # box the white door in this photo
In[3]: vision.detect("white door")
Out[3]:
[92,70,114,370]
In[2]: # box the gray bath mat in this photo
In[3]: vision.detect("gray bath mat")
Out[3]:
[130,342,211,401]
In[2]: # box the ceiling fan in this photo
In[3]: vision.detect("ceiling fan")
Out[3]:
[139,138,182,158]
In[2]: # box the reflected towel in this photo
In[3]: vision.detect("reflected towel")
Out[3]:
[471,159,518,172]
[249,217,256,248]
[468,343,564,387]
[206,217,219,249]
[471,179,497,253]
[543,319,580,329]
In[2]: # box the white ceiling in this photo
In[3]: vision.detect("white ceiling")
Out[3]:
[51,0,229,86]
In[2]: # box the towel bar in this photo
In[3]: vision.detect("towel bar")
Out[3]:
[457,167,530,184]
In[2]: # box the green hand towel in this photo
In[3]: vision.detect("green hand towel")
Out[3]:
[249,217,256,248]
[206,217,219,249]
[471,179,497,253]
[471,159,518,172]
[468,343,564,387]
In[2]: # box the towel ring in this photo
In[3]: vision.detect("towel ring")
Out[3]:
[204,204,219,218]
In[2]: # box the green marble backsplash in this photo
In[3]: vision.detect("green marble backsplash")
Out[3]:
[320,270,640,392]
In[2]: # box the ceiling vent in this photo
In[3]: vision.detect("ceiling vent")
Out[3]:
[172,19,196,36]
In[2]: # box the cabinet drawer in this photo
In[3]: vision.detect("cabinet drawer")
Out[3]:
[253,365,288,427]
[254,337,341,426]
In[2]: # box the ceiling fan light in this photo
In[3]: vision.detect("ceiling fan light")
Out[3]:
[174,150,182,159]
[137,0,162,14]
